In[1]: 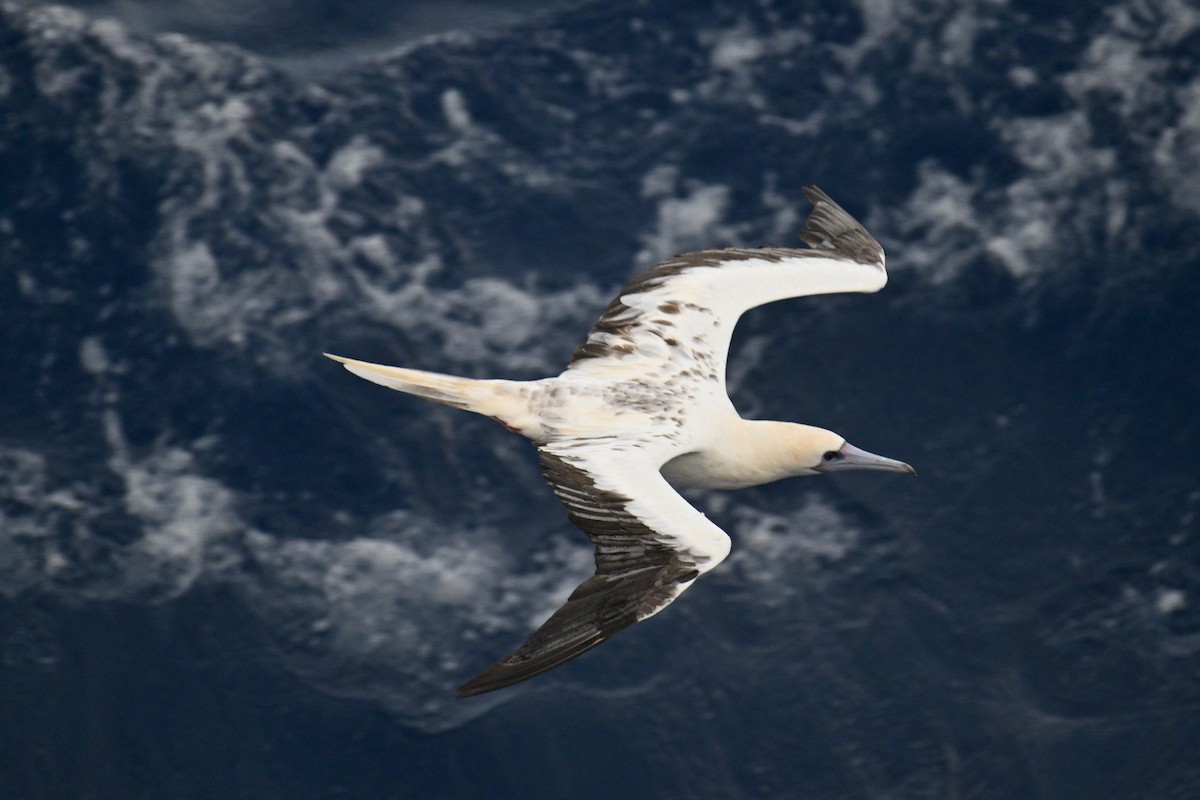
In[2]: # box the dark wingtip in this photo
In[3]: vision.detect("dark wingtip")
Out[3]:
[798,185,885,267]
[455,656,522,698]
[454,626,611,699]
[455,680,491,699]
[801,184,832,205]
[454,657,555,699]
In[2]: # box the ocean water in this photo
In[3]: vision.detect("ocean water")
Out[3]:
[1,0,1198,797]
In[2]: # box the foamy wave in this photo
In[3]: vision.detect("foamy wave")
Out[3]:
[715,494,861,606]
[235,518,591,729]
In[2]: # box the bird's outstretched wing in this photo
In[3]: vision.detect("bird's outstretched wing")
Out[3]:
[456,441,731,698]
[564,185,887,384]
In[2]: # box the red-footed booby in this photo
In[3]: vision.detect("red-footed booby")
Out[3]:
[326,186,914,697]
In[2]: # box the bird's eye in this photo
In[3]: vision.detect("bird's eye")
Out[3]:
[822,450,839,462]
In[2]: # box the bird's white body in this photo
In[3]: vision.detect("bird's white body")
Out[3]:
[327,186,913,697]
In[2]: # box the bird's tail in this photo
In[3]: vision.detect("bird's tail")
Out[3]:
[325,353,538,433]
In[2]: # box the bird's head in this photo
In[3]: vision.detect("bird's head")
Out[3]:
[793,425,915,476]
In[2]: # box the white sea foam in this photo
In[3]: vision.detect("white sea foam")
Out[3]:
[890,110,1123,284]
[325,136,386,189]
[691,21,814,112]
[886,163,984,283]
[636,167,732,266]
[78,336,110,375]
[839,0,921,70]
[1154,78,1200,215]
[145,89,603,377]
[0,415,246,603]
[348,268,608,374]
[441,88,473,132]
[0,448,55,598]
[705,21,812,73]
[237,519,590,729]
[709,25,764,72]
[850,0,1200,285]
[94,406,244,600]
[0,407,592,727]
[717,494,860,605]
[1156,588,1186,616]
[660,0,1200,291]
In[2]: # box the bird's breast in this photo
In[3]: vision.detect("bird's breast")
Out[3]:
[660,449,764,490]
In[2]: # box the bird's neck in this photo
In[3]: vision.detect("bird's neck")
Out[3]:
[728,420,820,485]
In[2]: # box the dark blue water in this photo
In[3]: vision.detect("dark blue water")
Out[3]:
[1,0,1198,797]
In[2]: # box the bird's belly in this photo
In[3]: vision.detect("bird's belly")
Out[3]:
[661,450,763,491]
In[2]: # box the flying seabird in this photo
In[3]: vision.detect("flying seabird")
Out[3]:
[326,186,914,698]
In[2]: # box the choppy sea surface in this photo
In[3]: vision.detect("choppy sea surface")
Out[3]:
[1,0,1198,797]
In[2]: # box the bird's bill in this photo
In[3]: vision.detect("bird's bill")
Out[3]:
[820,442,915,475]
